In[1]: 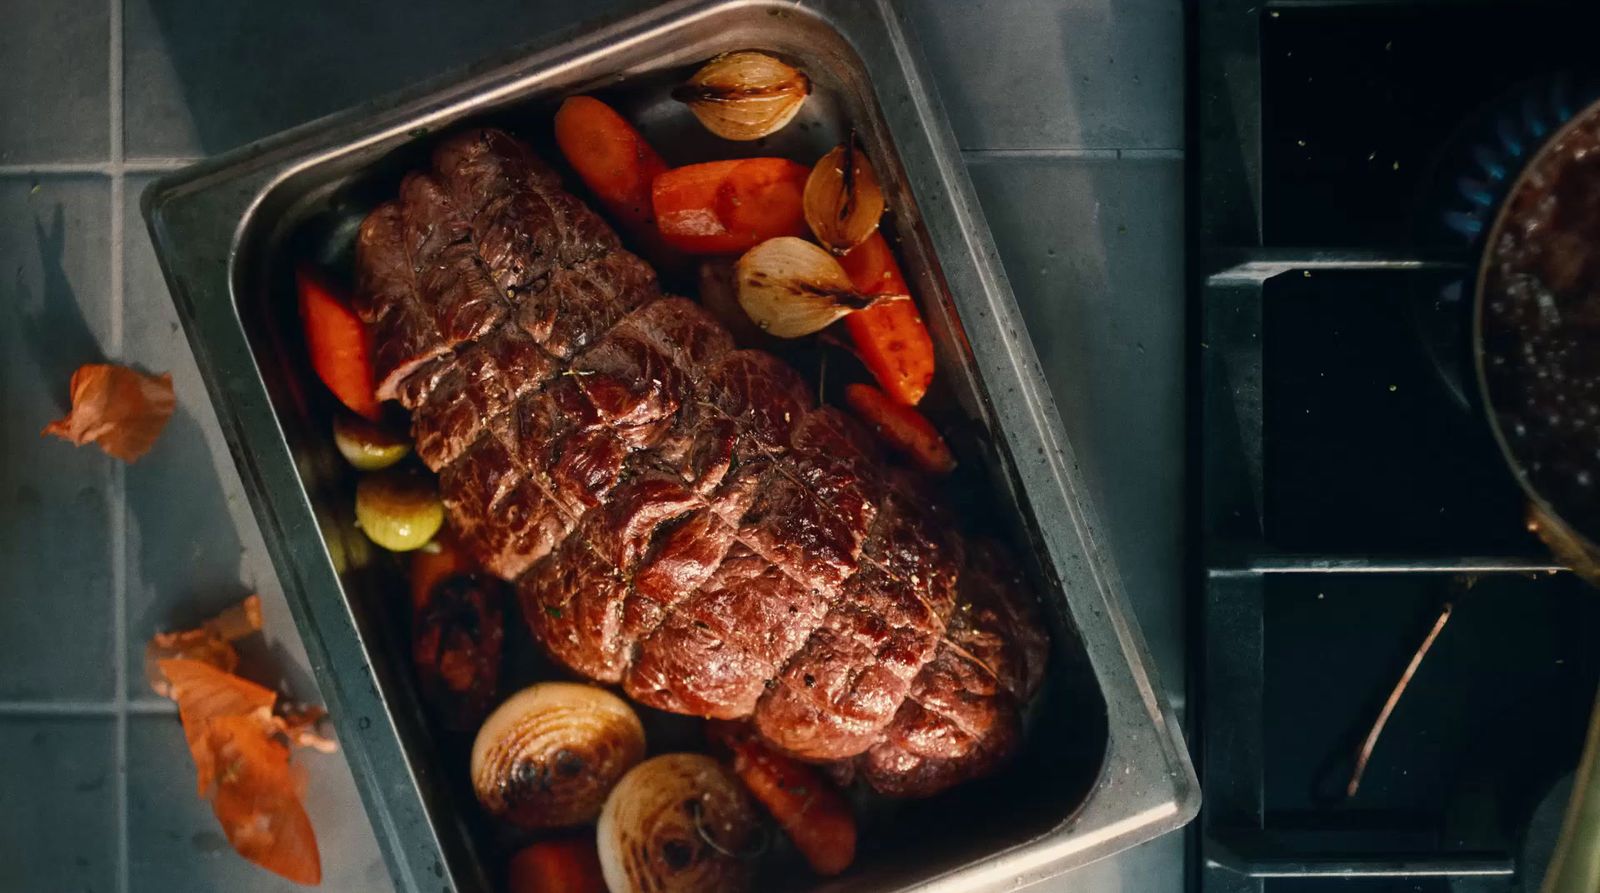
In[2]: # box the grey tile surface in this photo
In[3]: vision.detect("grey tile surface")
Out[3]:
[968,156,1187,699]
[0,716,118,892]
[123,0,648,159]
[0,177,117,701]
[0,0,110,163]
[121,174,283,701]
[127,714,390,892]
[905,0,1184,151]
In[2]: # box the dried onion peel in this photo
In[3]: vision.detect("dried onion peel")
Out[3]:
[42,363,175,462]
[804,141,886,254]
[470,683,646,831]
[735,236,900,338]
[673,51,811,141]
[597,753,761,893]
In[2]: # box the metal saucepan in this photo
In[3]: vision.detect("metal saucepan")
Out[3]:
[1475,94,1600,581]
[1474,94,1600,893]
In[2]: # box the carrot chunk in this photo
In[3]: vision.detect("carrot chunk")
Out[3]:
[840,233,934,405]
[844,382,956,474]
[652,158,809,253]
[297,269,380,420]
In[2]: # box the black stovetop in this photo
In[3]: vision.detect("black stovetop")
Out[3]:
[1194,3,1600,892]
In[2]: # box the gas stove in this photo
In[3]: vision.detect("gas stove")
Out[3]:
[1193,3,1600,891]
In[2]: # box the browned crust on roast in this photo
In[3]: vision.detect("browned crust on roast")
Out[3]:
[356,128,1048,795]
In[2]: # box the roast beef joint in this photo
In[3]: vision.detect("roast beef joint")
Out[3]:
[354,127,1048,797]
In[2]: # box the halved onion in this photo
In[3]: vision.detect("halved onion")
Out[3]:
[804,141,886,254]
[470,683,646,831]
[673,51,811,141]
[735,237,898,338]
[597,753,760,893]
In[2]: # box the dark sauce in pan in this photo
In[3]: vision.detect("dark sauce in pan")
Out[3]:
[1481,101,1600,538]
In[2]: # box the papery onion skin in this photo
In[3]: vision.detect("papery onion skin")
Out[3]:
[470,683,646,831]
[597,753,759,893]
[804,141,886,254]
[673,51,811,141]
[735,237,884,339]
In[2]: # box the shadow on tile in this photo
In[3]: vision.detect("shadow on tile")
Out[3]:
[903,0,1183,152]
[0,716,117,891]
[966,156,1187,690]
[0,0,110,163]
[124,0,649,159]
[1,178,116,701]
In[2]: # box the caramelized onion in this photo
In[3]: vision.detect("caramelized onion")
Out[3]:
[673,51,810,141]
[597,753,760,893]
[804,141,886,254]
[735,237,898,338]
[470,683,646,831]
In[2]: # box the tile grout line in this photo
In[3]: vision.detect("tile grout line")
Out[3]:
[0,159,199,176]
[961,147,1186,162]
[109,0,129,888]
[0,700,175,717]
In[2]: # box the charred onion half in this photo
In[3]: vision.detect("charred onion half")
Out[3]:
[735,237,903,338]
[470,683,646,831]
[597,753,761,893]
[804,140,886,254]
[673,51,810,141]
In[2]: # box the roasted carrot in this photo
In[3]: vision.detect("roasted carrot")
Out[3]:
[652,158,809,253]
[844,382,956,475]
[297,268,380,421]
[840,232,935,405]
[554,96,669,231]
[508,837,606,893]
[552,97,690,277]
[708,721,857,876]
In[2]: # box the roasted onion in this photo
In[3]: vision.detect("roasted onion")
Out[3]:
[804,141,886,254]
[332,411,410,471]
[673,51,810,141]
[735,237,896,338]
[597,753,761,893]
[470,683,645,831]
[354,467,443,552]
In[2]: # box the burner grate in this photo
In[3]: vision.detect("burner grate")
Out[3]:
[1410,74,1600,409]
[1195,3,1600,892]
[1431,76,1594,244]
